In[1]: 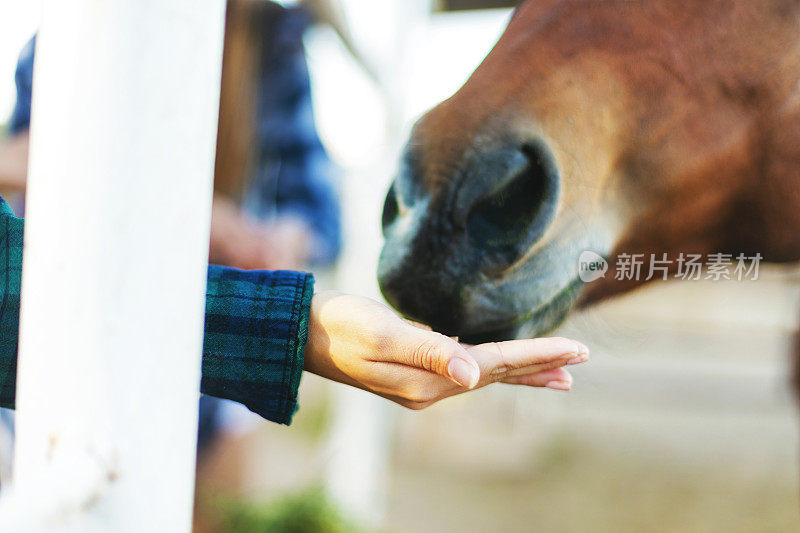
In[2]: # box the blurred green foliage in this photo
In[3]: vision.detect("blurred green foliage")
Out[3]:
[289,395,332,443]
[217,489,370,533]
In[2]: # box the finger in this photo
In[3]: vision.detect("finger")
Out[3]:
[466,337,588,382]
[418,333,480,389]
[496,346,590,380]
[502,367,574,390]
[375,325,481,389]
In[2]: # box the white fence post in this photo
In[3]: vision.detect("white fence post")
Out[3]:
[0,0,226,531]
[321,0,433,527]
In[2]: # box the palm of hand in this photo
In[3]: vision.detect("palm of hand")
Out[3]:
[303,292,589,410]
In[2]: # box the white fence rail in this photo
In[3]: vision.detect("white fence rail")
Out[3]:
[0,0,226,530]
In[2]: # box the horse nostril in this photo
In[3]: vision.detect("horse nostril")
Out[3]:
[381,183,400,236]
[465,140,560,268]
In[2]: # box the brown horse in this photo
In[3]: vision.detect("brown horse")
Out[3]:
[378,0,800,348]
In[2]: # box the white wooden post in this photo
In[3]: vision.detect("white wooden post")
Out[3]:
[0,0,226,531]
[321,0,432,527]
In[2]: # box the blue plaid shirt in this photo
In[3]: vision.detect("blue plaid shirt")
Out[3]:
[0,197,314,425]
[10,7,340,264]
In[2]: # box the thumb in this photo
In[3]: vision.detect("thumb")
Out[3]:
[404,328,481,389]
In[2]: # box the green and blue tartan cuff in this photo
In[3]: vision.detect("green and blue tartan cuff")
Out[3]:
[200,268,314,425]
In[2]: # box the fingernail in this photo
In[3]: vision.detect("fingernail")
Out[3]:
[575,341,590,356]
[448,358,479,388]
[546,380,572,391]
[565,355,589,366]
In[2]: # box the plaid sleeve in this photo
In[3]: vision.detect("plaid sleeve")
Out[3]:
[0,200,22,410]
[201,267,314,425]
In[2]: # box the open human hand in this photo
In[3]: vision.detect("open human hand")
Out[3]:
[303,291,590,409]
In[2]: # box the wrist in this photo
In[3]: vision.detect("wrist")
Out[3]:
[303,292,323,372]
[302,291,342,374]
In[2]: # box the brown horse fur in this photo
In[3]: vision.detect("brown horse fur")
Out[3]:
[379,0,800,346]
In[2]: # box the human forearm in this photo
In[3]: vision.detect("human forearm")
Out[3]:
[0,198,314,426]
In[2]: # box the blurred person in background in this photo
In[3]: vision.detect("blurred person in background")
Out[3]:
[0,0,341,485]
[212,0,340,272]
[0,1,341,269]
[202,0,343,462]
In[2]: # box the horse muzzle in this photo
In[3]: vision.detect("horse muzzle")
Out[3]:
[378,137,572,341]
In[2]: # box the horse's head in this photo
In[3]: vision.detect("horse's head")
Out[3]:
[378,0,800,342]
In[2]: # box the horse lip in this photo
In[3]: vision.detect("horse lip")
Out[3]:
[457,276,583,343]
[460,323,522,345]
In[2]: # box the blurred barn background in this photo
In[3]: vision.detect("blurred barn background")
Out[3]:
[1,1,799,532]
